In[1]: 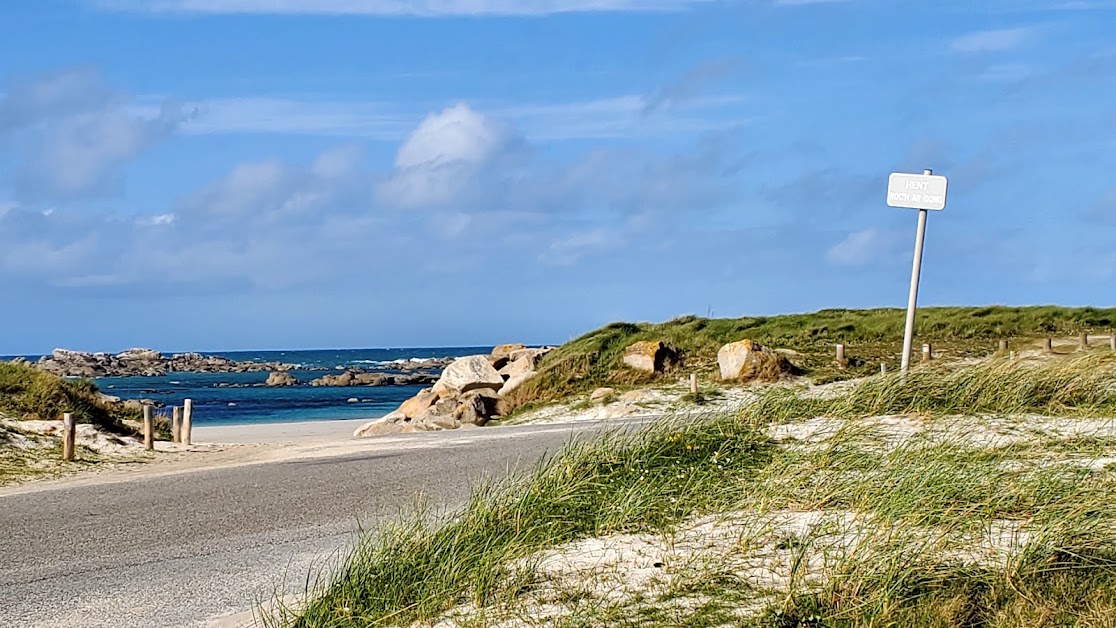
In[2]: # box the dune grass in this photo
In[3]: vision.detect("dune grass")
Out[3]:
[273,353,1116,627]
[268,414,773,627]
[503,305,1116,413]
[0,362,137,433]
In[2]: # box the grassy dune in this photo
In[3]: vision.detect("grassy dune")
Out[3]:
[504,305,1116,412]
[271,353,1116,627]
[0,362,145,485]
[0,362,138,431]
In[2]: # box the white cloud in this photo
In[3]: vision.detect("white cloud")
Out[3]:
[951,27,1034,53]
[0,68,183,200]
[91,0,711,15]
[378,103,521,209]
[138,213,176,226]
[394,103,513,169]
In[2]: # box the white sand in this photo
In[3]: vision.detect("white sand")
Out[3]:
[193,418,372,444]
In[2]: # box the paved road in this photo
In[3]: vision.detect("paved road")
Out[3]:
[0,419,644,628]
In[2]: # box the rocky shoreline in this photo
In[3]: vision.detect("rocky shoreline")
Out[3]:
[354,344,553,436]
[14,348,456,381]
[13,348,302,378]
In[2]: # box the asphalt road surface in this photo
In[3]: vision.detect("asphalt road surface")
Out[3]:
[0,419,646,628]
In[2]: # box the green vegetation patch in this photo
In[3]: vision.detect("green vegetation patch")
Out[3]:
[505,306,1116,412]
[270,415,772,627]
[0,362,137,433]
[275,348,1116,628]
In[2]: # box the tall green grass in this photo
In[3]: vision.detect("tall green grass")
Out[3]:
[505,305,1116,411]
[269,415,772,627]
[0,362,136,432]
[277,354,1116,627]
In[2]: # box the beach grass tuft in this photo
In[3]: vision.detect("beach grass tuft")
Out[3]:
[269,348,1116,627]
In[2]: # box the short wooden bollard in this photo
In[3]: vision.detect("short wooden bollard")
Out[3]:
[1043,338,1053,354]
[62,412,76,462]
[998,339,1009,354]
[689,373,698,395]
[172,406,182,444]
[836,344,848,368]
[143,405,155,451]
[880,363,887,375]
[182,399,194,446]
[1081,332,1090,350]
[1110,332,1116,351]
[921,343,933,363]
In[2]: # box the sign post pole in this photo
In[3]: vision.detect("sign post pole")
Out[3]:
[887,168,947,377]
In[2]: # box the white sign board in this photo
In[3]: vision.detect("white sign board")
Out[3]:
[887,173,948,211]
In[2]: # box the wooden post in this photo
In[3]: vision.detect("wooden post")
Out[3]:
[62,412,76,462]
[143,404,154,451]
[182,399,193,446]
[1043,338,1053,354]
[880,362,887,375]
[1080,332,1090,350]
[921,343,933,363]
[836,344,847,368]
[1111,332,1116,351]
[689,373,698,395]
[171,406,181,444]
[998,339,1009,354]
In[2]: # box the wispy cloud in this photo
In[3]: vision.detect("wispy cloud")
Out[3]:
[148,93,752,141]
[91,0,712,16]
[950,27,1035,53]
[642,57,743,114]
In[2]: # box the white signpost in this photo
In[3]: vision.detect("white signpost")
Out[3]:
[888,169,949,375]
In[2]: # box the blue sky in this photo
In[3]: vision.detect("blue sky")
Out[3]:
[1,0,1114,353]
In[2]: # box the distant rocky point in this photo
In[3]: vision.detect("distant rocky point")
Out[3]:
[20,348,301,378]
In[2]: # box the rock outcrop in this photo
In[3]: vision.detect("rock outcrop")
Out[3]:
[35,348,300,378]
[718,339,799,382]
[265,371,298,387]
[354,344,554,437]
[308,370,438,387]
[621,340,675,374]
[436,355,505,395]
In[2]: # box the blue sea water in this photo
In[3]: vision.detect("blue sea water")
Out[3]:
[8,347,491,427]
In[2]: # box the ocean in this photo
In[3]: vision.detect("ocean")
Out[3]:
[7,347,492,427]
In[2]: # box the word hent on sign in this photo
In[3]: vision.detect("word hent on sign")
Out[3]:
[886,173,949,211]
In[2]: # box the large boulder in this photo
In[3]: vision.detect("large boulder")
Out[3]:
[265,371,298,387]
[622,341,673,374]
[492,344,528,360]
[416,398,461,431]
[498,355,536,378]
[718,339,798,382]
[116,348,162,362]
[353,410,415,437]
[718,340,763,380]
[509,347,552,367]
[353,373,391,386]
[398,389,440,418]
[455,389,500,426]
[436,355,504,395]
